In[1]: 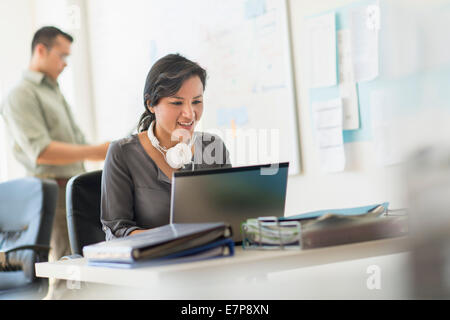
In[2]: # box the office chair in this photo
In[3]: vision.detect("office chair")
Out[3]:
[0,177,58,300]
[66,170,104,256]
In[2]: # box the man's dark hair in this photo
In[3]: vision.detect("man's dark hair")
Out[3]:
[138,53,207,132]
[31,26,74,53]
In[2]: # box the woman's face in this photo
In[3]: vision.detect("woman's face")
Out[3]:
[149,75,204,146]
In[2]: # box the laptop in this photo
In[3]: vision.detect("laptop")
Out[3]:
[170,162,289,243]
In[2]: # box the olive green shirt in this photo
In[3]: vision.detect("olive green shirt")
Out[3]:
[0,70,86,178]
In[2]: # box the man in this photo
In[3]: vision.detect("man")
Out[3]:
[0,26,109,298]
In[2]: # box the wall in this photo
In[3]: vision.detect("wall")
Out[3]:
[32,0,97,142]
[82,0,409,215]
[283,0,450,215]
[283,0,407,215]
[0,0,34,181]
[2,0,439,215]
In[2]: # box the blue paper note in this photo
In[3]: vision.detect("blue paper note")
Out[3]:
[281,202,389,220]
[245,0,266,20]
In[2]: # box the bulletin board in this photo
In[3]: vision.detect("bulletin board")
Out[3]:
[307,0,450,146]
[306,0,450,168]
[307,0,379,144]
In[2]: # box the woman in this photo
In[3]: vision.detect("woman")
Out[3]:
[101,54,231,240]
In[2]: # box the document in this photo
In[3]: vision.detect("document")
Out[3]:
[337,29,360,130]
[301,215,407,249]
[319,144,345,173]
[350,3,380,82]
[312,98,346,173]
[307,12,337,88]
[370,90,402,166]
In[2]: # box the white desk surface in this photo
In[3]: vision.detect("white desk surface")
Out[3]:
[36,237,413,299]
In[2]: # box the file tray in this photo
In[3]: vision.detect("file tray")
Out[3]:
[241,217,302,250]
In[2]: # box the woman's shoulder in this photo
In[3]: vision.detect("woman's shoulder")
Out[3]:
[107,134,141,158]
[110,134,139,148]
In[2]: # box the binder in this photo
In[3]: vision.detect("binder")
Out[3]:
[300,215,408,249]
[83,222,232,263]
[88,238,235,269]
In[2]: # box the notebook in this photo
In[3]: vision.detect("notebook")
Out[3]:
[83,222,232,263]
[87,237,235,269]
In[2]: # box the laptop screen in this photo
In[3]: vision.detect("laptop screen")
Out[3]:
[170,162,289,242]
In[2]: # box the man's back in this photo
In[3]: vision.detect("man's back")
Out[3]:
[1,70,86,178]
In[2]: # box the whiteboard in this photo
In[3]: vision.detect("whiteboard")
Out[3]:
[87,0,300,174]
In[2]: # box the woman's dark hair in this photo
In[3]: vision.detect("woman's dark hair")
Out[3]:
[138,53,207,132]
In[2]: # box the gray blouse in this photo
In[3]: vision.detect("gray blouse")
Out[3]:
[100,132,231,240]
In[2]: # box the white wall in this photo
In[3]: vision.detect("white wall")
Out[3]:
[86,0,149,142]
[32,0,97,142]
[0,0,34,181]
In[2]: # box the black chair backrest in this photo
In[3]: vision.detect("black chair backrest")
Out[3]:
[0,178,57,288]
[66,170,104,256]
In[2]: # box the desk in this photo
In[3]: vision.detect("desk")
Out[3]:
[36,237,412,299]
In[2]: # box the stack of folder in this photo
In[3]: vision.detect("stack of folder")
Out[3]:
[242,202,408,250]
[241,218,302,249]
[83,222,234,268]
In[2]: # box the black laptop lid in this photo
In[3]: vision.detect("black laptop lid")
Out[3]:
[170,162,289,242]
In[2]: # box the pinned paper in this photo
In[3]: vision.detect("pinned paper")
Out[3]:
[350,4,380,82]
[366,4,380,31]
[312,98,346,173]
[307,12,337,88]
[337,29,360,130]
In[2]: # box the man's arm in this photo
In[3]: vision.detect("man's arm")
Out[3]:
[2,86,109,166]
[36,141,110,165]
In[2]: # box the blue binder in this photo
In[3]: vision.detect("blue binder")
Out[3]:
[88,237,234,269]
[83,222,232,263]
